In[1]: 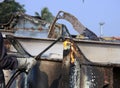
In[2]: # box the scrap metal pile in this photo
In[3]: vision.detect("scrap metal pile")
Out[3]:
[2,11,120,88]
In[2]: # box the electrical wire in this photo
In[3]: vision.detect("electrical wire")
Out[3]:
[6,69,26,88]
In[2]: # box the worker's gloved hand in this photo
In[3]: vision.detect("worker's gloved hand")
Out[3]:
[16,57,37,72]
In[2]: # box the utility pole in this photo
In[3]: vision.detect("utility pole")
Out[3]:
[99,22,105,37]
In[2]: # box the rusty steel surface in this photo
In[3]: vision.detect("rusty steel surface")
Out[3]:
[59,39,119,88]
[2,10,120,88]
[32,60,62,88]
[4,37,120,88]
[48,11,98,40]
[80,65,113,88]
[47,11,85,37]
[3,38,120,88]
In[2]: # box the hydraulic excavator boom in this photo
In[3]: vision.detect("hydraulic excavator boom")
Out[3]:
[48,11,99,40]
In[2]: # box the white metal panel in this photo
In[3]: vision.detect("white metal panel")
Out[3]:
[10,38,63,59]
[77,42,120,64]
[9,37,120,64]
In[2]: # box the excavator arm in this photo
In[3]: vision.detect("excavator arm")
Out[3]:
[48,11,99,40]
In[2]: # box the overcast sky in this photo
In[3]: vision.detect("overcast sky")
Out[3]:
[16,0,120,37]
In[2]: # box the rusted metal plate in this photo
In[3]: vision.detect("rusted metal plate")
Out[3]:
[81,65,113,88]
[60,39,116,88]
[36,60,62,88]
[3,37,120,88]
[48,11,98,40]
